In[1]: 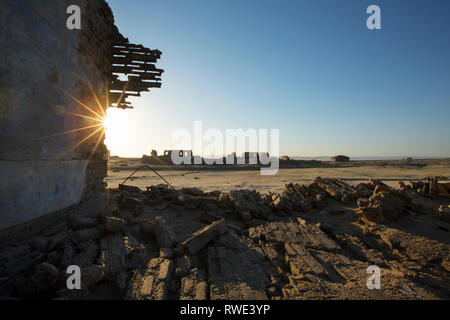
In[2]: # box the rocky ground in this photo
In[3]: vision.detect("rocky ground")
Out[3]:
[0,178,449,300]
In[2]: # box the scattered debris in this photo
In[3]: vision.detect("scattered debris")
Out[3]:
[178,220,227,255]
[1,177,449,300]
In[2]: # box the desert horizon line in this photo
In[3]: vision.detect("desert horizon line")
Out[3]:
[109,153,450,160]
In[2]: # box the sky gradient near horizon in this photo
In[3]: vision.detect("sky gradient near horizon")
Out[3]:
[104,0,450,158]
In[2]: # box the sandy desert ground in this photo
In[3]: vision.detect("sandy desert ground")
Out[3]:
[2,158,450,300]
[106,158,450,192]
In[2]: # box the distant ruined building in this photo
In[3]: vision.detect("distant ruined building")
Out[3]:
[331,155,350,163]
[142,150,272,166]
[0,0,163,233]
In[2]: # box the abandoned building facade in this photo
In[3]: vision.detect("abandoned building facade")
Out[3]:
[0,0,163,233]
[142,150,273,166]
[331,155,350,163]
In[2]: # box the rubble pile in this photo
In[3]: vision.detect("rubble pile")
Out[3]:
[399,177,450,196]
[356,180,428,224]
[0,177,449,300]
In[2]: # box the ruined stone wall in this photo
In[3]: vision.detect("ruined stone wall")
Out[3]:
[0,0,116,229]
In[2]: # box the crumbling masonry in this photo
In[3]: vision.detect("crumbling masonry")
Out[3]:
[0,0,163,232]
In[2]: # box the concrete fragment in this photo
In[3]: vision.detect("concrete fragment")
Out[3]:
[178,219,227,255]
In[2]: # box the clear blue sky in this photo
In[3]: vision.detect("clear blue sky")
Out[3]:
[105,0,450,158]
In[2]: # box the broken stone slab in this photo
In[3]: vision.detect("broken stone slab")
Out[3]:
[177,219,227,256]
[104,217,125,233]
[284,242,328,278]
[126,258,174,300]
[230,190,271,220]
[313,177,359,203]
[296,218,341,251]
[153,217,177,249]
[282,184,313,212]
[207,246,269,300]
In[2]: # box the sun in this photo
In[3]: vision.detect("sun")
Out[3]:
[42,76,136,159]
